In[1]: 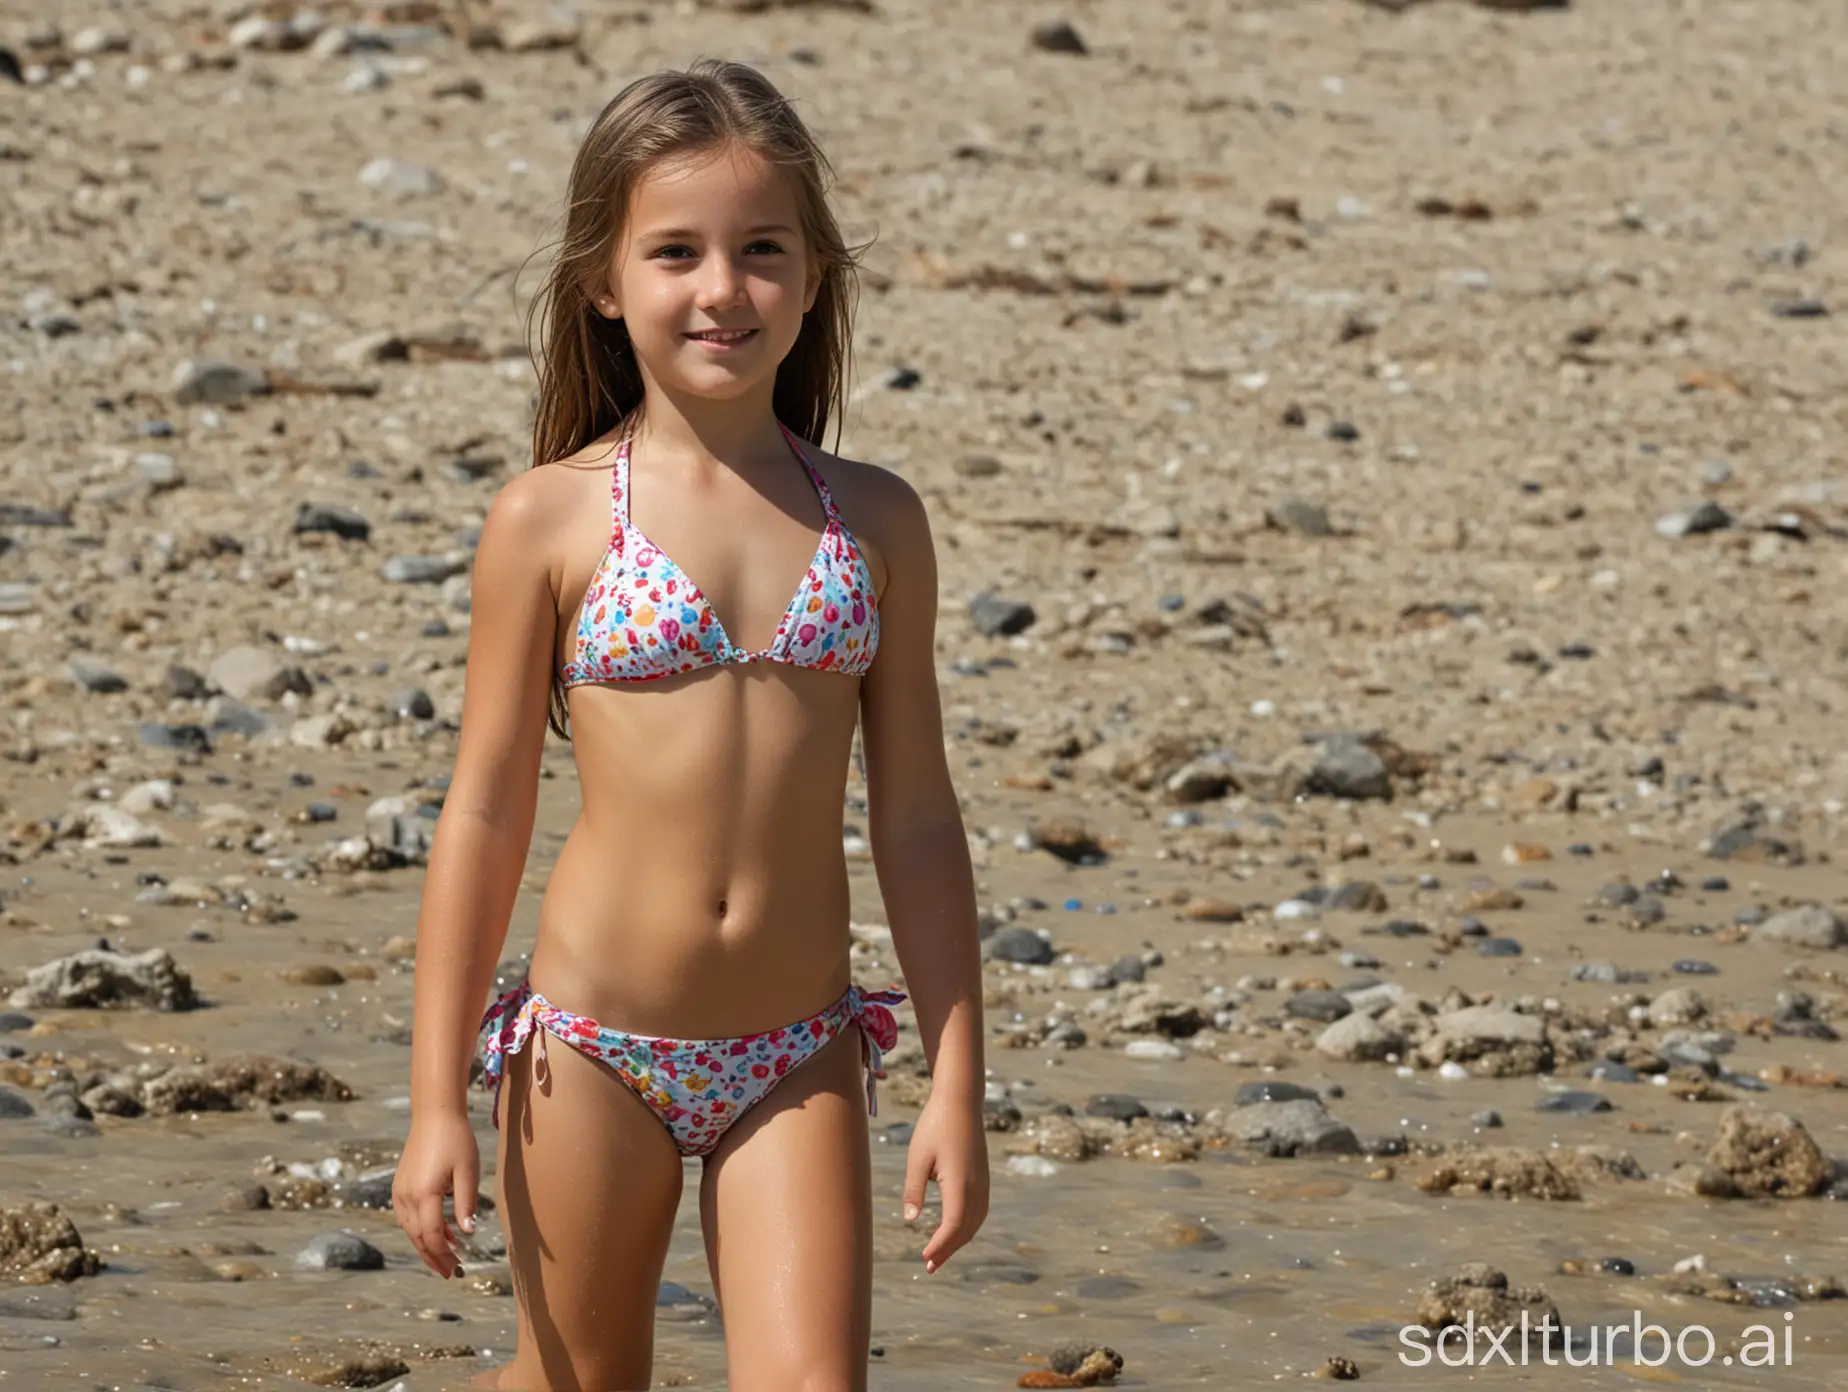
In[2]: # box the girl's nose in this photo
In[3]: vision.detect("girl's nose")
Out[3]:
[698,256,745,307]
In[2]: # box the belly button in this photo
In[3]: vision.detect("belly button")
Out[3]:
[716,898,728,918]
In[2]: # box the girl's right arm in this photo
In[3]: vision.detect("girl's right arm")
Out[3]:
[394,470,562,1279]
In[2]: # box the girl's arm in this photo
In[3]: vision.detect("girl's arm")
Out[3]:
[858,477,984,1105]
[408,473,560,1121]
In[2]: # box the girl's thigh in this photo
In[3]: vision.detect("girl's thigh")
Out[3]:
[491,1031,686,1392]
[697,1023,874,1392]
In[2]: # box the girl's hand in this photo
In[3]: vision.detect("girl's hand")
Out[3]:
[900,1091,990,1273]
[393,1111,481,1279]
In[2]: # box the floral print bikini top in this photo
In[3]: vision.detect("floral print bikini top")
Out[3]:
[559,421,881,687]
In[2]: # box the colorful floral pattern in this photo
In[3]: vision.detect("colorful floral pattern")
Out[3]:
[560,421,880,687]
[479,980,907,1156]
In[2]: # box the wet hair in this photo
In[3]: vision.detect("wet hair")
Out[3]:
[522,58,870,740]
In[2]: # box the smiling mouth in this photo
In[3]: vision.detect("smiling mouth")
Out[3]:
[685,329,759,344]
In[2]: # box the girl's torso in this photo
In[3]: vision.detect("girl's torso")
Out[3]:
[525,425,894,1037]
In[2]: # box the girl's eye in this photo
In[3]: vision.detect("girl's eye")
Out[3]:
[651,242,784,260]
[746,241,784,255]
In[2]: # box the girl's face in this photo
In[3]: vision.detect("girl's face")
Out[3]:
[596,143,819,407]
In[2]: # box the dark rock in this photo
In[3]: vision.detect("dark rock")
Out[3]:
[1085,1094,1148,1122]
[1029,20,1088,55]
[1284,988,1352,1023]
[1234,1081,1319,1106]
[1477,937,1523,958]
[292,502,371,541]
[969,592,1036,637]
[295,1231,385,1272]
[986,927,1055,966]
[1539,1091,1613,1113]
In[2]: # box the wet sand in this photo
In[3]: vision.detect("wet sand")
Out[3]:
[3,0,1847,1387]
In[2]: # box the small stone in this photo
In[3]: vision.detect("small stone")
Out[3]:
[173,359,266,407]
[987,928,1055,966]
[1266,498,1333,537]
[1029,19,1088,54]
[1477,937,1523,958]
[296,1232,385,1271]
[1537,1091,1613,1114]
[969,592,1036,636]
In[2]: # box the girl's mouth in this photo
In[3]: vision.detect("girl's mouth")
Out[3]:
[686,328,759,349]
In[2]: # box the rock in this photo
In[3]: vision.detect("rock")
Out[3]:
[172,359,266,406]
[1415,1148,1580,1200]
[68,658,127,693]
[293,502,371,541]
[66,804,163,849]
[9,948,197,1011]
[0,1087,35,1119]
[0,1204,102,1283]
[1234,1081,1319,1106]
[1753,904,1844,950]
[1655,502,1734,538]
[1326,880,1387,912]
[1705,1106,1832,1198]
[140,1055,355,1115]
[1537,1091,1612,1114]
[1418,1007,1552,1076]
[1117,994,1210,1038]
[1224,1099,1360,1156]
[987,927,1055,965]
[969,591,1036,636]
[1267,498,1333,537]
[1029,19,1088,54]
[1307,735,1392,800]
[1413,1263,1563,1353]
[207,645,311,702]
[1316,1012,1404,1062]
[358,156,444,199]
[1284,989,1352,1024]
[382,554,466,584]
[1646,988,1707,1025]
[1163,752,1241,803]
[295,1231,385,1271]
[1026,820,1102,864]
[1084,1095,1148,1122]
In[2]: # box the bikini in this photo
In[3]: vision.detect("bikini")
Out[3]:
[477,420,905,1157]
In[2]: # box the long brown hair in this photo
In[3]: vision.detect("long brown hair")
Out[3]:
[522,58,870,739]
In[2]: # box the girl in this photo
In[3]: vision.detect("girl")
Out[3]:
[391,59,989,1392]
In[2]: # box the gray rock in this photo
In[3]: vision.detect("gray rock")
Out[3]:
[1234,1081,1319,1106]
[1084,1094,1148,1122]
[208,646,311,703]
[383,555,466,585]
[1537,1091,1613,1114]
[296,1231,385,1271]
[8,948,198,1011]
[987,927,1055,966]
[1655,502,1733,538]
[68,658,127,693]
[1267,498,1333,537]
[969,592,1036,637]
[0,1087,35,1119]
[1284,989,1352,1024]
[1307,736,1391,800]
[172,359,266,406]
[1225,1099,1360,1156]
[1029,18,1087,54]
[293,502,371,541]
[1646,988,1707,1026]
[1316,1012,1404,1062]
[1754,904,1844,950]
[1163,752,1241,803]
[389,687,435,720]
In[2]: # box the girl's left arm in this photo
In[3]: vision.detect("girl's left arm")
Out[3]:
[858,472,984,1106]
[858,470,990,1271]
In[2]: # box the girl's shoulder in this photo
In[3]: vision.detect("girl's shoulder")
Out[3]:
[798,440,925,529]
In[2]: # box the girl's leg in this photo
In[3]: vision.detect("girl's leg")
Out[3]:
[696,1023,874,1392]
[489,1029,686,1391]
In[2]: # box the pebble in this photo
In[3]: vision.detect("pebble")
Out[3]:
[296,1232,385,1271]
[1029,19,1088,55]
[1538,1091,1614,1114]
[969,592,1036,636]
[1476,937,1522,957]
[1469,1110,1503,1129]
[1123,1040,1183,1062]
[1236,1081,1319,1106]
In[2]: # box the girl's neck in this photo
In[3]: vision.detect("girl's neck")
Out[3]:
[627,384,789,472]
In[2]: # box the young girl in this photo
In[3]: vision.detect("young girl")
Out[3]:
[390,59,989,1392]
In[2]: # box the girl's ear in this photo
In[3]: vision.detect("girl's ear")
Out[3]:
[581,273,620,320]
[802,261,822,316]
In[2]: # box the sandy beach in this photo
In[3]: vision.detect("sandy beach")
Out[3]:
[3,0,1846,1386]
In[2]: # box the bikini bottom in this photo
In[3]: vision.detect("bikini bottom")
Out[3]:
[478,978,907,1158]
